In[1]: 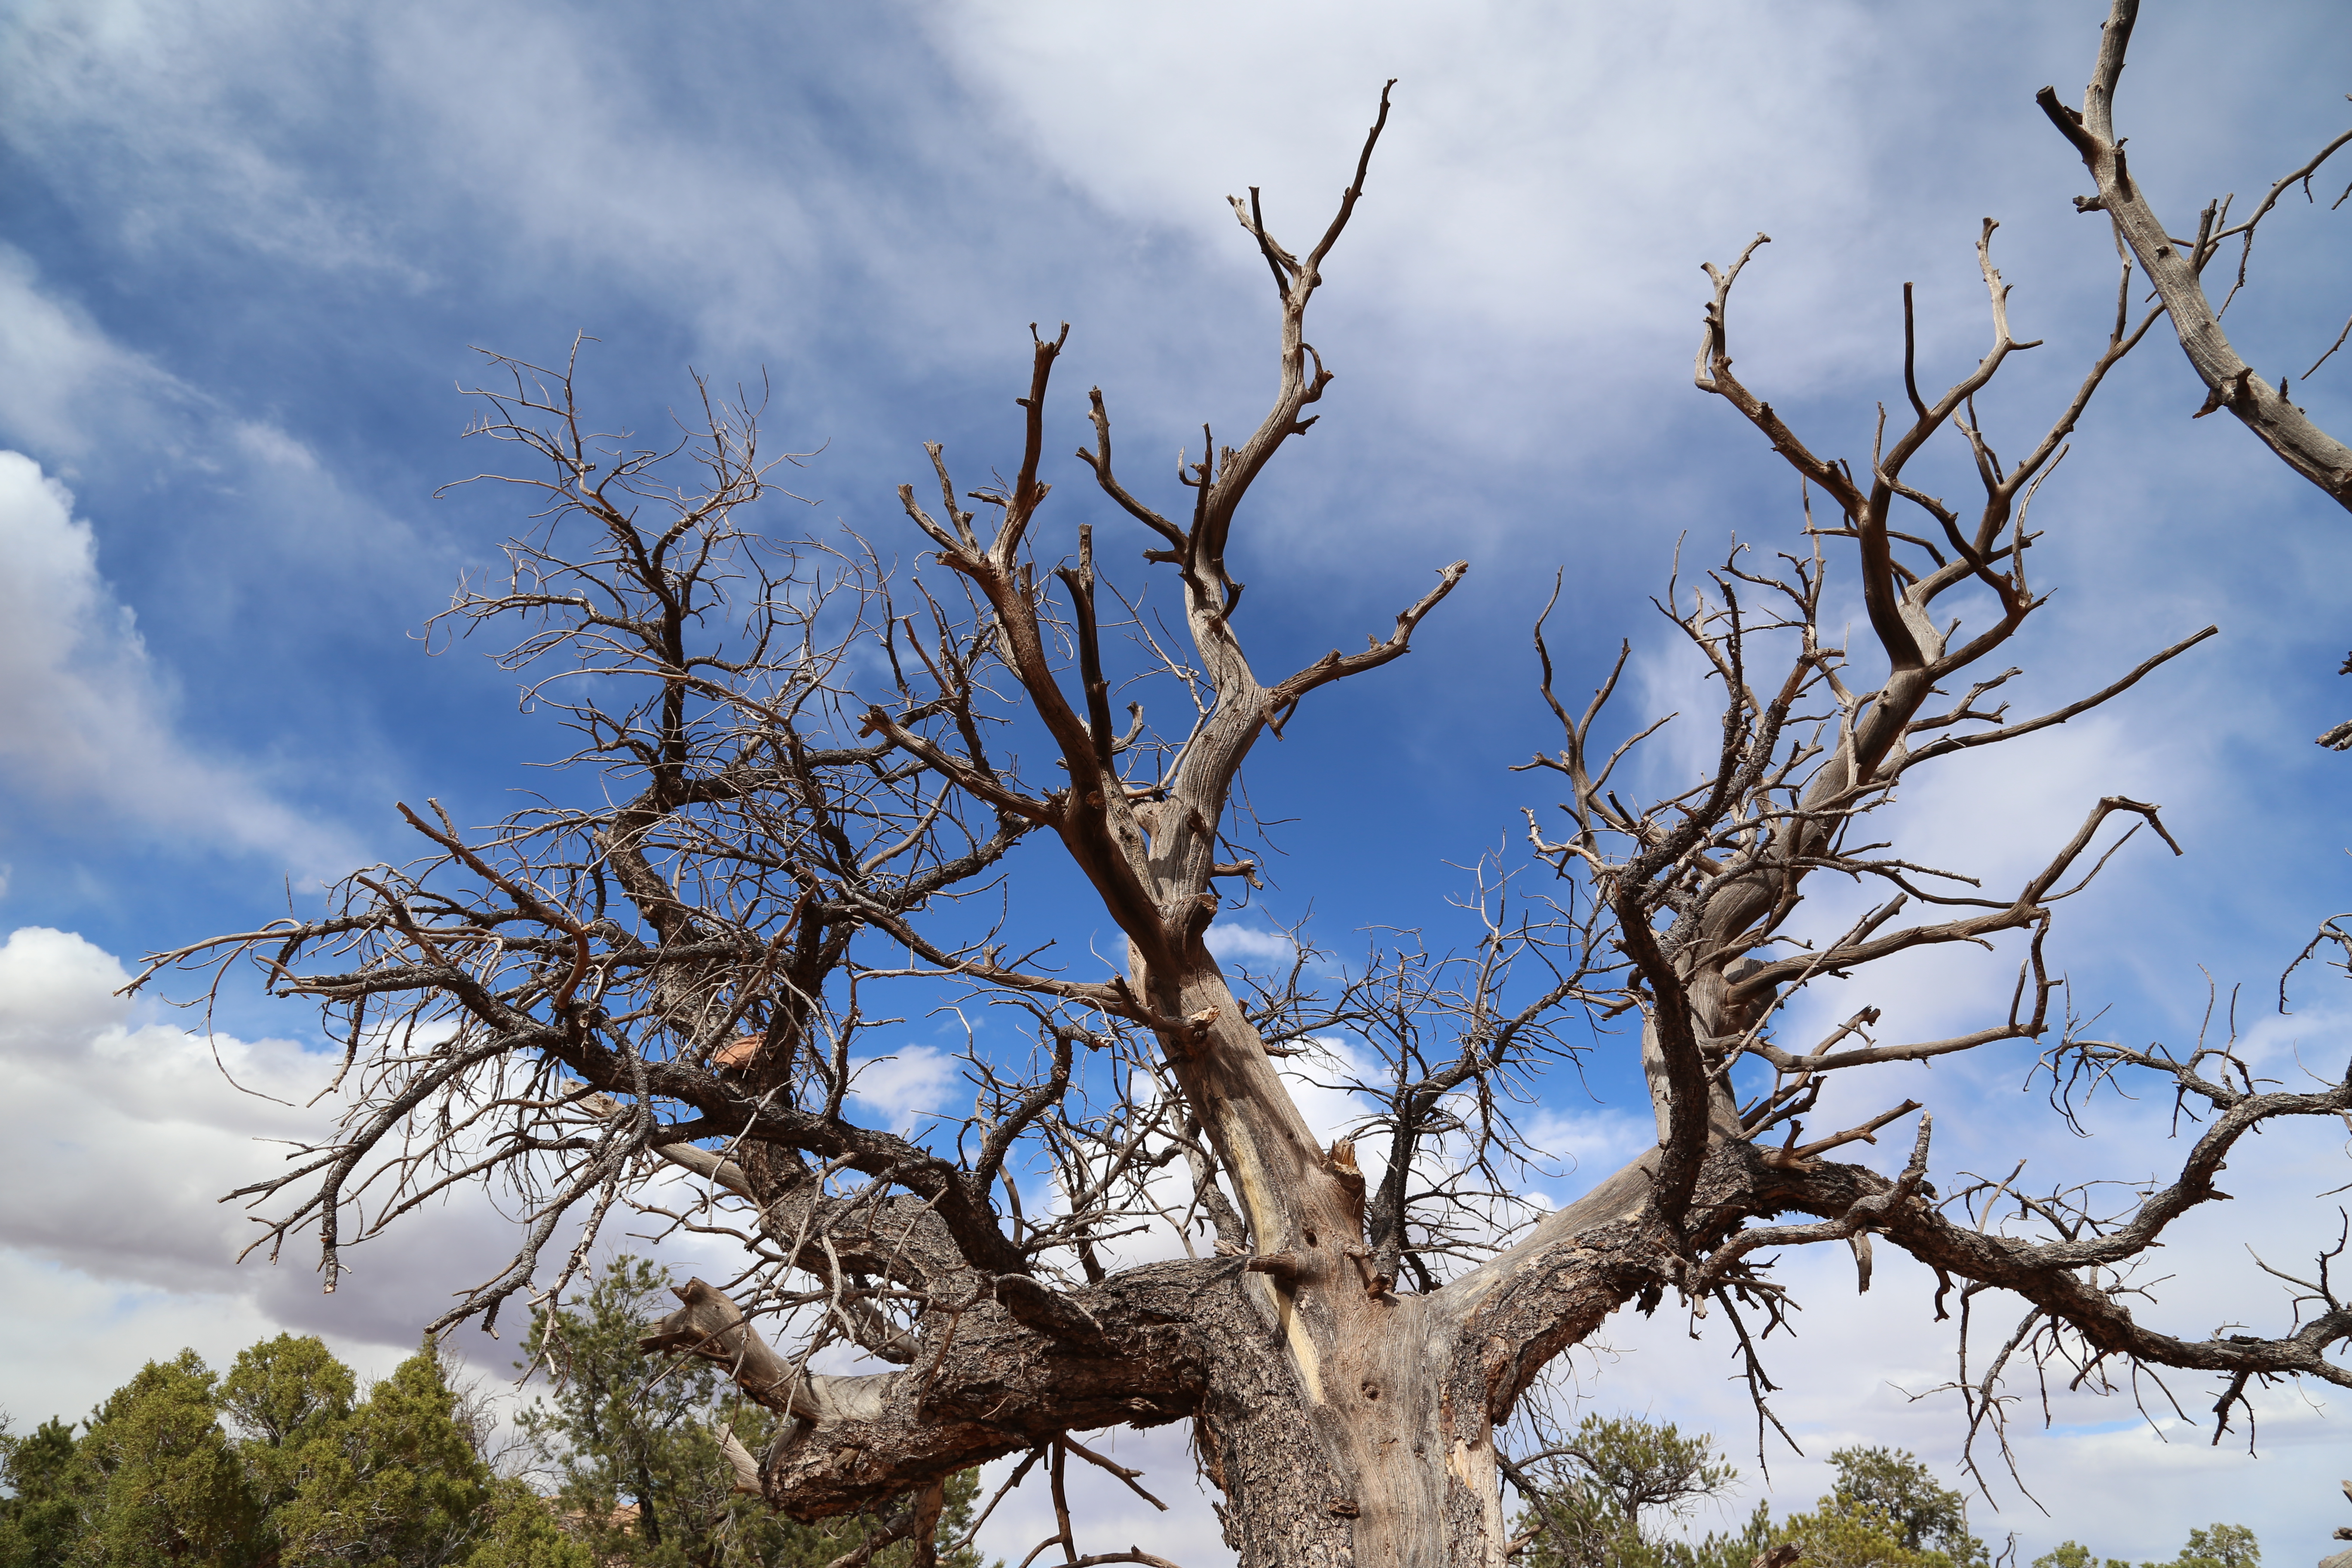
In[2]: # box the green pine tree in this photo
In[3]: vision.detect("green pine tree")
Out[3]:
[2034,1520,2258,1568]
[219,1330,361,1537]
[1816,1447,1986,1568]
[68,1351,260,1568]
[269,1338,494,1568]
[518,1257,986,1568]
[1771,1498,1940,1568]
[1513,1414,1754,1568]
[464,1479,597,1568]
[1760,1446,1985,1568]
[2033,1544,2129,1568]
[221,1336,358,1453]
[0,1416,82,1568]
[2151,1523,2260,1568]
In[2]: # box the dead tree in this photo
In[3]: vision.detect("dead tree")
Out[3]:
[2040,0,2352,510]
[2040,1,2352,795]
[141,74,2352,1568]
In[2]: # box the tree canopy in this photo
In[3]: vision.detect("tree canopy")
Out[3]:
[1506,1426,2271,1568]
[0,1303,986,1568]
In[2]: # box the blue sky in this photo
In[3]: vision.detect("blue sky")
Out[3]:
[4,1,2352,1560]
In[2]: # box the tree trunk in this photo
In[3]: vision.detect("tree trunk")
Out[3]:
[1140,952,1522,1566]
[1189,1285,1508,1566]
[670,942,1704,1568]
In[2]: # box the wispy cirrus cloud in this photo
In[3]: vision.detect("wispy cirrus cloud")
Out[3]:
[0,451,355,874]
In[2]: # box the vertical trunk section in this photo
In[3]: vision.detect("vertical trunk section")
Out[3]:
[1189,1285,1510,1567]
[1193,1287,1508,1566]
[1154,950,1510,1566]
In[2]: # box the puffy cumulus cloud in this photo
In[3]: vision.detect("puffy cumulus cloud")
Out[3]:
[845,1044,965,1135]
[1204,922,1301,968]
[0,926,590,1402]
[3,926,359,1287]
[0,453,354,874]
[0,1252,298,1437]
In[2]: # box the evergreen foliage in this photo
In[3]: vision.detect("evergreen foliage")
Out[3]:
[1819,1448,1984,1565]
[1768,1446,1985,1568]
[70,1350,259,1568]
[263,1338,493,1568]
[0,1417,82,1568]
[2030,1545,2130,1568]
[517,1256,985,1568]
[0,1277,987,1568]
[465,1480,598,1568]
[2166,1524,2260,1568]
[2034,1521,2261,1568]
[1513,1415,1764,1568]
[1513,1422,2258,1568]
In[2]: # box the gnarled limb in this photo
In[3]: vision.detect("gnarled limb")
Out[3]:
[2041,0,2352,508]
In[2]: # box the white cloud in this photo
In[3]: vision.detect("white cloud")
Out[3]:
[1204,922,1297,968]
[0,925,756,1427]
[0,0,992,365]
[230,420,321,472]
[0,1252,300,1433]
[0,247,200,463]
[0,245,334,487]
[928,1,1907,352]
[846,1044,963,1134]
[0,243,416,561]
[0,926,545,1407]
[0,925,358,1287]
[0,451,353,873]
[0,4,417,282]
[1516,1104,1655,1197]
